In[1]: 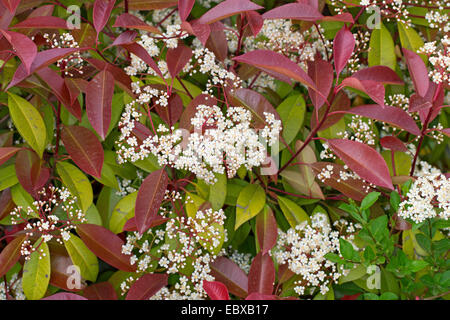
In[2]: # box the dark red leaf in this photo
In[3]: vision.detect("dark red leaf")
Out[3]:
[341,293,361,300]
[340,78,385,107]
[76,224,136,272]
[255,207,277,255]
[327,139,394,190]
[0,189,15,221]
[402,48,429,97]
[86,58,132,95]
[205,22,228,62]
[113,13,161,34]
[321,13,353,23]
[178,0,195,21]
[155,93,184,127]
[210,257,248,298]
[246,292,278,300]
[64,78,85,104]
[352,66,403,85]
[0,147,20,166]
[83,282,118,300]
[86,69,115,140]
[248,252,275,295]
[181,20,211,46]
[11,16,69,29]
[166,43,192,78]
[307,58,333,110]
[111,30,138,46]
[42,293,87,300]
[1,0,20,13]
[233,50,316,89]
[310,162,374,201]
[311,90,350,130]
[125,0,177,10]
[0,30,36,74]
[0,1,15,29]
[245,11,263,37]
[121,42,163,78]
[409,93,432,112]
[15,149,49,196]
[0,234,27,278]
[93,0,116,35]
[262,3,323,21]
[333,26,355,79]
[126,273,168,300]
[198,0,263,24]
[61,125,104,178]
[48,245,86,292]
[380,136,408,152]
[203,280,230,300]
[337,104,421,135]
[135,169,169,235]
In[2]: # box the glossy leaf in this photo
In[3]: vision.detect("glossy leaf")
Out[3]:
[61,125,104,178]
[248,252,275,295]
[307,58,333,110]
[262,2,323,21]
[42,293,87,300]
[15,149,49,196]
[64,234,99,282]
[109,191,137,234]
[135,168,168,235]
[203,280,230,300]
[86,69,115,140]
[340,78,385,107]
[235,183,266,230]
[22,240,51,300]
[333,26,355,78]
[380,136,408,152]
[126,273,168,300]
[277,94,305,144]
[210,256,248,298]
[178,0,195,21]
[0,234,26,278]
[7,92,46,158]
[352,66,403,85]
[0,30,37,74]
[327,139,394,190]
[0,147,20,166]
[83,282,118,300]
[277,196,310,228]
[255,206,277,254]
[93,0,116,35]
[76,223,136,272]
[198,0,263,24]
[113,13,161,34]
[402,48,429,97]
[1,0,20,13]
[11,16,69,29]
[368,22,396,71]
[166,43,192,78]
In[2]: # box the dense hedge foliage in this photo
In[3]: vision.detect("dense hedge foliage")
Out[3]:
[0,0,449,301]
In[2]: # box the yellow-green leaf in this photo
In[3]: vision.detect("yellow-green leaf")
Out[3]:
[64,234,99,282]
[109,191,137,233]
[277,94,306,145]
[22,239,50,300]
[368,22,396,71]
[0,164,18,192]
[235,184,265,230]
[278,196,310,228]
[7,92,47,158]
[398,21,427,64]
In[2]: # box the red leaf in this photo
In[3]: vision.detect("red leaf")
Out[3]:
[0,234,27,278]
[121,42,163,78]
[245,11,263,37]
[210,257,248,298]
[76,224,136,272]
[126,273,168,300]
[340,78,385,107]
[338,104,421,135]
[181,20,210,46]
[198,0,263,24]
[341,293,361,300]
[262,3,323,21]
[380,136,408,152]
[255,207,277,255]
[409,93,432,113]
[83,282,118,300]
[111,30,138,46]
[321,13,353,23]
[307,58,333,110]
[205,22,228,62]
[0,189,15,221]
[1,0,20,13]
[178,0,195,21]
[113,13,161,34]
[155,93,184,127]
[0,1,15,29]
[7,48,87,90]
[310,162,374,201]
[61,125,104,178]
[86,69,115,140]
[35,67,82,120]
[86,58,132,95]
[333,26,355,79]
[93,0,116,35]
[11,16,69,29]
[203,280,230,300]
[327,139,394,190]
[125,0,177,10]
[311,90,350,130]
[352,66,403,85]
[0,30,36,74]
[179,94,217,132]
[135,169,169,235]
[246,292,278,300]
[15,149,49,196]
[166,43,192,78]
[402,48,429,97]
[49,245,86,292]
[42,293,87,300]
[233,49,316,89]
[0,147,20,166]
[248,252,275,295]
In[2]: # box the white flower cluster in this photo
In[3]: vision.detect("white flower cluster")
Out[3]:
[317,163,374,194]
[0,273,25,300]
[347,31,370,74]
[273,213,352,296]
[419,36,450,86]
[116,170,144,197]
[10,186,85,260]
[336,115,376,145]
[117,103,281,184]
[224,246,253,274]
[398,173,450,224]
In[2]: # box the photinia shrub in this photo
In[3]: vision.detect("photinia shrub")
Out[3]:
[0,0,449,302]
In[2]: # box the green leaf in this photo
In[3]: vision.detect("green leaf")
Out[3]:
[360,192,381,211]
[379,292,398,300]
[415,233,431,253]
[7,92,47,158]
[368,22,396,70]
[22,239,51,300]
[368,215,388,242]
[109,191,137,234]
[208,173,227,211]
[0,164,18,192]
[398,21,426,64]
[276,94,306,145]
[56,161,93,212]
[339,264,367,284]
[339,238,355,260]
[277,196,310,228]
[64,234,99,282]
[390,191,401,211]
[235,184,266,230]
[408,260,429,273]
